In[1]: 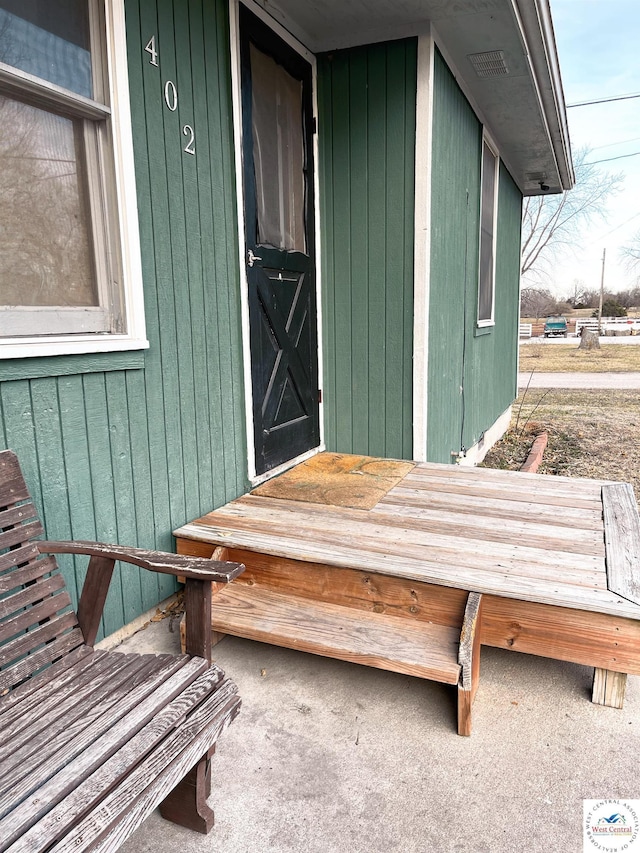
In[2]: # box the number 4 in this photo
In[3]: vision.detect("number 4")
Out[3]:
[144,35,158,66]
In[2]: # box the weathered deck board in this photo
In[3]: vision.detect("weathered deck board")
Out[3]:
[602,483,640,606]
[198,494,606,576]
[179,482,623,615]
[379,487,605,529]
[235,490,605,555]
[410,461,611,494]
[175,454,640,713]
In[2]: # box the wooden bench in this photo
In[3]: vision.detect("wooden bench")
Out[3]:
[180,547,483,736]
[0,450,245,852]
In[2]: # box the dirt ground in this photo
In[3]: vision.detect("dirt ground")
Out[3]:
[481,388,640,501]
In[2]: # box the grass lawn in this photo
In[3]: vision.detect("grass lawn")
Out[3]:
[519,342,640,372]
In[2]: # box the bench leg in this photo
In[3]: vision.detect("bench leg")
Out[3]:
[592,668,627,709]
[158,754,214,834]
[457,592,482,736]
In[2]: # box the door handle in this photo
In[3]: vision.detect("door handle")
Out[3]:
[247,249,262,267]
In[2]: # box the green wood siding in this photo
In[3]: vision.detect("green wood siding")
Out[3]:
[0,0,247,638]
[427,50,522,463]
[318,40,417,459]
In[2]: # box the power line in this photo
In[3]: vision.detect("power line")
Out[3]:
[584,151,640,165]
[597,212,640,240]
[592,136,640,151]
[566,92,640,108]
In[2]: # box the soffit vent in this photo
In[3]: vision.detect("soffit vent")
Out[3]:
[468,50,509,78]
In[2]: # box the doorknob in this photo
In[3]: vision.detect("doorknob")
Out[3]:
[247,249,262,267]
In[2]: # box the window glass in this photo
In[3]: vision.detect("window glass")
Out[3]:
[0,95,96,309]
[478,140,497,324]
[0,0,92,97]
[250,43,306,253]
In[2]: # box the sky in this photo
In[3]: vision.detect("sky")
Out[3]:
[538,0,640,299]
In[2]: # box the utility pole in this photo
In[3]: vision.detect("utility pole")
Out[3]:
[597,248,606,334]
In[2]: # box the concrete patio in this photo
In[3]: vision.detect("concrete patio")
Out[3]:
[117,615,639,853]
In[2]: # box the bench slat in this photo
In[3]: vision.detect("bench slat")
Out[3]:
[0,573,68,622]
[0,628,86,694]
[0,652,135,752]
[62,686,241,853]
[0,452,32,507]
[0,602,77,654]
[0,654,203,827]
[211,585,462,684]
[0,656,172,781]
[0,647,97,723]
[0,664,230,852]
[0,521,46,555]
[0,551,54,592]
[0,502,40,531]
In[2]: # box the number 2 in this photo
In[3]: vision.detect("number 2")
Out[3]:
[183,124,195,155]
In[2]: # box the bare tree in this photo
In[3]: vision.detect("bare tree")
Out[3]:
[621,231,640,271]
[520,287,558,319]
[521,147,624,282]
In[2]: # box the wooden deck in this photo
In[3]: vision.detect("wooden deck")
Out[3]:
[175,453,640,722]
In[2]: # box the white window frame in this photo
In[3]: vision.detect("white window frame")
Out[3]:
[477,133,499,328]
[0,0,147,359]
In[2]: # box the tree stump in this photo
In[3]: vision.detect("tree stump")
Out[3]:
[579,328,600,350]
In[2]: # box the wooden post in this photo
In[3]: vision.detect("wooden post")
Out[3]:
[183,578,213,662]
[158,755,214,833]
[77,555,116,646]
[457,592,483,736]
[592,668,627,709]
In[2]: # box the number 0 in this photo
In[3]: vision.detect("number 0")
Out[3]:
[164,80,177,111]
[183,124,195,155]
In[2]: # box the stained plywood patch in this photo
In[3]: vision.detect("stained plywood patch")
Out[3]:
[252,452,415,510]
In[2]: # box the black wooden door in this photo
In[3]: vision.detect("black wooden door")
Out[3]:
[240,6,319,476]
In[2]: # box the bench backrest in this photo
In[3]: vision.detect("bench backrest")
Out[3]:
[0,450,84,693]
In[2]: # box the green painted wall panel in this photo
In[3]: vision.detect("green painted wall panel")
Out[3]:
[318,40,417,460]
[0,0,247,639]
[427,50,522,463]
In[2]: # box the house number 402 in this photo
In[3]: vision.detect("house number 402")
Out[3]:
[145,36,195,156]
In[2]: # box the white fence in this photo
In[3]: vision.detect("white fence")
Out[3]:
[575,317,640,336]
[519,323,533,338]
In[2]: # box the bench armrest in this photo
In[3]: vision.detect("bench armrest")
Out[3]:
[38,540,244,658]
[38,540,245,582]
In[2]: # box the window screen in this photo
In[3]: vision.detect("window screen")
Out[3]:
[478,140,497,324]
[250,43,306,253]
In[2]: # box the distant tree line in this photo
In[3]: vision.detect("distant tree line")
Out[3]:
[520,286,640,320]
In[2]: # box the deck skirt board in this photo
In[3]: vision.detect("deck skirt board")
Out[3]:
[210,586,462,683]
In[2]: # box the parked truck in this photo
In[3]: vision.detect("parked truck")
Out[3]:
[543,316,568,337]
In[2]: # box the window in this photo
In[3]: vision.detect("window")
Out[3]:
[477,136,499,326]
[0,0,146,357]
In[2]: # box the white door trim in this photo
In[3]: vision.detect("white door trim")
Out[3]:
[412,31,435,462]
[228,0,325,486]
